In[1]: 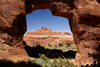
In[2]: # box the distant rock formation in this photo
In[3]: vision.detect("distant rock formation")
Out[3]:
[41,27,52,31]
[24,27,74,46]
[27,27,70,35]
[64,32,71,35]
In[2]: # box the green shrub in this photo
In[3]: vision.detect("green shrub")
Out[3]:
[27,54,76,67]
[48,44,52,46]
[59,43,63,47]
[66,43,71,46]
[55,45,57,47]
[39,54,49,60]
[0,54,76,67]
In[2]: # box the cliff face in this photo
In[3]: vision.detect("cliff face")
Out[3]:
[24,27,74,46]
[0,0,100,64]
[0,0,28,62]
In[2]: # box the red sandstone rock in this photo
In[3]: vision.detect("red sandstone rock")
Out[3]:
[24,27,74,46]
[27,27,65,35]
[64,32,71,35]
[41,27,52,31]
[0,0,100,65]
[0,0,28,62]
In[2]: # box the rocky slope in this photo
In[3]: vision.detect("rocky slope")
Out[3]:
[24,27,74,46]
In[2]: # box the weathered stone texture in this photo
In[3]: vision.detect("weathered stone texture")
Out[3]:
[0,0,100,64]
[0,0,28,62]
[25,0,100,64]
[24,27,74,46]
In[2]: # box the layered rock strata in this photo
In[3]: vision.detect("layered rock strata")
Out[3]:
[24,27,74,46]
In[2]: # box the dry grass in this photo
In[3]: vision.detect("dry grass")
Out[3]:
[43,45,77,52]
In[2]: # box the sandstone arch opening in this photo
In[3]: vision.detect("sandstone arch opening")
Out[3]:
[24,9,76,58]
[24,9,74,46]
[26,9,72,35]
[0,0,100,65]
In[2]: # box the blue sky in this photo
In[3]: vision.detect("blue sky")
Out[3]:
[26,9,72,35]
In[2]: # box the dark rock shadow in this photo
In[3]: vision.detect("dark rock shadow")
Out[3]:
[0,59,42,67]
[23,41,77,59]
[88,44,100,62]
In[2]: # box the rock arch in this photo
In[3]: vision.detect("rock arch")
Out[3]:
[0,0,100,64]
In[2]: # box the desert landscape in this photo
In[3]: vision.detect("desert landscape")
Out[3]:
[24,27,75,46]
[0,0,100,67]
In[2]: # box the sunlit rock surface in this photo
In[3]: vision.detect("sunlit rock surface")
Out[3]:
[24,27,74,46]
[0,0,100,64]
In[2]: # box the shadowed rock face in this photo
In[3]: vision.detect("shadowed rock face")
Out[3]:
[0,0,100,64]
[0,0,28,62]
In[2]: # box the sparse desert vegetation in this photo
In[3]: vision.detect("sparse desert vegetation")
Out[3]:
[44,43,77,52]
[1,53,100,67]
[23,43,78,67]
[0,44,100,67]
[27,54,76,67]
[66,43,71,46]
[0,43,77,67]
[48,44,52,46]
[59,43,63,47]
[0,54,75,67]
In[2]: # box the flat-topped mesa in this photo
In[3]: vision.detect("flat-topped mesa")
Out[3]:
[27,27,68,35]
